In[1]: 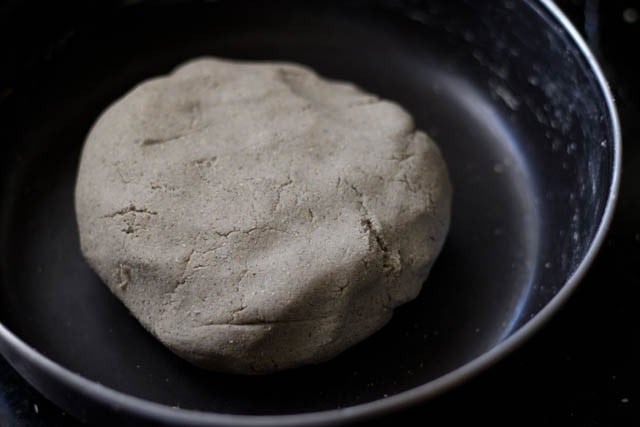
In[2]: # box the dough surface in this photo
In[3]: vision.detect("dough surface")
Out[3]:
[75,57,451,374]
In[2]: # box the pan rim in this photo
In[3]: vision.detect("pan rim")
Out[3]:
[0,0,622,425]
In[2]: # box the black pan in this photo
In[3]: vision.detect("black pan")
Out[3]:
[0,0,620,426]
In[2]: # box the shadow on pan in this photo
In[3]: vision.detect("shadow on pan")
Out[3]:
[0,0,619,426]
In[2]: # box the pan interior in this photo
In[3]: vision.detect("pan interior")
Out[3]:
[0,0,614,415]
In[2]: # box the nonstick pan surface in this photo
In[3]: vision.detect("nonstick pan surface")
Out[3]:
[0,0,620,426]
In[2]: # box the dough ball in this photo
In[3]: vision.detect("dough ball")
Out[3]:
[75,57,451,374]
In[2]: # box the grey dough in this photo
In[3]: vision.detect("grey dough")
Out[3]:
[75,57,452,374]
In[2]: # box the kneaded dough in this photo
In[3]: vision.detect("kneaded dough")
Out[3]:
[75,57,452,374]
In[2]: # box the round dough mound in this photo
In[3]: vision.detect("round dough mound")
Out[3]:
[75,57,451,374]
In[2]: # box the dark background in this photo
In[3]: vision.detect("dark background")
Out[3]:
[0,0,637,425]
